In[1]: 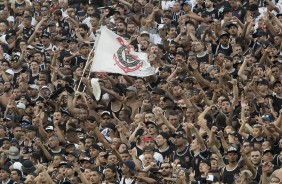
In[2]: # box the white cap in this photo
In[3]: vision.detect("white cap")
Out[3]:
[29,84,39,90]
[12,162,23,171]
[17,102,26,110]
[5,69,14,76]
[140,31,150,36]
[41,86,51,91]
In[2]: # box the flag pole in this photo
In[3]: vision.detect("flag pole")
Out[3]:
[75,46,95,92]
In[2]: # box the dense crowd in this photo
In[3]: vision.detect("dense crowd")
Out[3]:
[0,0,282,183]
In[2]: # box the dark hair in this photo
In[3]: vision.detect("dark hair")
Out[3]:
[54,9,63,16]
[11,169,22,178]
[79,24,90,32]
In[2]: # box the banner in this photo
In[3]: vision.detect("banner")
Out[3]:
[91,26,155,77]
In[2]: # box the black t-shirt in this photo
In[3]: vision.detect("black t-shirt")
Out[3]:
[271,94,282,114]
[213,44,233,55]
[70,55,87,68]
[171,146,193,168]
[196,53,209,63]
[204,8,219,19]
[158,146,174,160]
[190,149,210,178]
[221,164,241,184]
[23,26,35,40]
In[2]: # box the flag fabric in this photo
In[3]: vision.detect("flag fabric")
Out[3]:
[91,78,101,101]
[91,26,155,77]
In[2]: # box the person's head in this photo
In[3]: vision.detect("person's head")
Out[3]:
[121,160,135,175]
[190,138,201,152]
[173,130,186,147]
[132,1,142,12]
[160,162,172,177]
[107,154,118,166]
[104,166,117,181]
[142,152,153,167]
[226,147,238,163]
[10,169,22,182]
[12,125,22,139]
[193,41,205,53]
[167,24,177,38]
[262,149,274,162]
[23,15,32,27]
[250,149,262,166]
[0,167,10,181]
[220,99,232,114]
[252,124,263,138]
[127,22,137,35]
[199,160,210,174]
[156,132,169,148]
[90,169,102,184]
[242,140,253,154]
[168,111,179,127]
[118,109,131,121]
[0,20,8,33]
[48,136,60,149]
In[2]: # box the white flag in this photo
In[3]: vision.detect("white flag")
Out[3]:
[91,26,155,77]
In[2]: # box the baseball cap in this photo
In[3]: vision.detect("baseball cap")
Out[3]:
[257,79,269,86]
[199,160,211,167]
[9,147,20,160]
[79,42,89,49]
[143,135,155,141]
[227,147,238,153]
[159,65,172,73]
[6,30,16,40]
[25,125,36,132]
[182,0,192,6]
[41,32,51,38]
[172,129,187,138]
[5,69,14,76]
[123,160,135,174]
[151,88,165,95]
[126,86,137,94]
[140,31,150,36]
[28,84,39,90]
[16,102,26,110]
[263,149,274,155]
[45,126,54,131]
[101,111,112,117]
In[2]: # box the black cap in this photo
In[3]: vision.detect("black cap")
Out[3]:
[172,129,187,138]
[41,32,51,38]
[257,78,269,86]
[151,88,165,95]
[199,160,211,167]
[226,22,238,29]
[145,121,157,127]
[25,125,36,132]
[263,149,274,155]
[159,65,172,73]
[6,30,16,40]
[79,42,89,49]
[220,32,230,38]
[90,144,103,151]
[227,146,238,153]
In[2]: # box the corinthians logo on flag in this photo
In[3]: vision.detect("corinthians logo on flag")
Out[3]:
[113,37,143,73]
